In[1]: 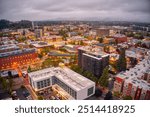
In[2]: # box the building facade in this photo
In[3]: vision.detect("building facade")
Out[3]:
[0,48,37,70]
[96,28,110,37]
[28,67,95,100]
[114,34,127,43]
[78,46,109,77]
[113,54,150,100]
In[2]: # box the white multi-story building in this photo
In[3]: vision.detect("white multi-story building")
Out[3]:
[113,52,150,100]
[28,67,95,100]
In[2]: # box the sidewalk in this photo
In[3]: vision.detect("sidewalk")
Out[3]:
[25,85,38,100]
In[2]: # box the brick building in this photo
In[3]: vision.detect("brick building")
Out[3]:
[114,34,127,43]
[0,48,37,70]
[113,54,150,100]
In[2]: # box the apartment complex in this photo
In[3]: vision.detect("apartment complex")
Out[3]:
[28,67,95,100]
[0,44,20,53]
[113,53,150,100]
[78,46,109,77]
[96,28,110,37]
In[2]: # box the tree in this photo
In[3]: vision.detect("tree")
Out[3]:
[80,40,84,45]
[136,41,142,47]
[38,96,44,100]
[16,36,26,42]
[41,47,50,55]
[2,78,7,90]
[98,66,109,87]
[127,32,134,37]
[98,37,103,43]
[27,66,32,73]
[113,91,121,98]
[0,19,10,29]
[70,65,82,73]
[95,88,103,97]
[8,79,13,92]
[104,91,113,100]
[21,85,25,89]
[123,95,132,100]
[38,54,43,59]
[0,76,13,92]
[59,48,67,52]
[0,76,3,82]
[116,48,127,72]
[42,58,52,68]
[59,29,68,41]
[104,46,110,53]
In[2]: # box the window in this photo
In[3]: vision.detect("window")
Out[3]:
[87,87,94,96]
[37,82,41,89]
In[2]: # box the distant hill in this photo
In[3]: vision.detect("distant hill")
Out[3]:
[0,19,149,30]
[0,19,32,30]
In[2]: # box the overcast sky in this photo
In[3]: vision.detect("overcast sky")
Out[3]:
[0,0,150,22]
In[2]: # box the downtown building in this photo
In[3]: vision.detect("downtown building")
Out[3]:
[96,28,110,37]
[0,44,37,70]
[113,34,127,43]
[28,67,95,100]
[113,52,150,100]
[78,46,109,77]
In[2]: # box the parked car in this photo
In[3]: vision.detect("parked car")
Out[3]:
[26,95,32,100]
[23,90,30,97]
[11,91,19,100]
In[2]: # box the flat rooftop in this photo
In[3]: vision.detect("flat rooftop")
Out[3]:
[28,67,95,92]
[68,36,87,41]
[79,46,109,58]
[0,48,36,58]
[116,56,150,90]
[114,34,126,38]
[31,41,53,48]
[0,44,19,51]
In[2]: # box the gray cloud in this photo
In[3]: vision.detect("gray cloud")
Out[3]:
[0,0,150,22]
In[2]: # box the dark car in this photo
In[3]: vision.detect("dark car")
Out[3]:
[23,90,30,97]
[11,91,19,100]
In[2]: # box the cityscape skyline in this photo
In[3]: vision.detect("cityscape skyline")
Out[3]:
[0,0,150,23]
[0,0,150,101]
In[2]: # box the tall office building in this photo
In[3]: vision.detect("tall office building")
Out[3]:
[35,29,43,38]
[78,46,109,77]
[32,21,35,30]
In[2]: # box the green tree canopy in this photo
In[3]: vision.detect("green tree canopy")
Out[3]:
[98,37,103,43]
[116,48,127,72]
[38,96,44,100]
[27,65,32,73]
[98,66,109,87]
[123,95,132,100]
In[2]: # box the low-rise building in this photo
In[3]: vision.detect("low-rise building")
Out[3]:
[0,44,20,53]
[67,36,87,45]
[28,67,95,100]
[114,34,127,43]
[96,28,110,37]
[43,35,63,44]
[0,48,37,70]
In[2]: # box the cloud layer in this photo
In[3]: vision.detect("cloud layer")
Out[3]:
[0,0,150,22]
